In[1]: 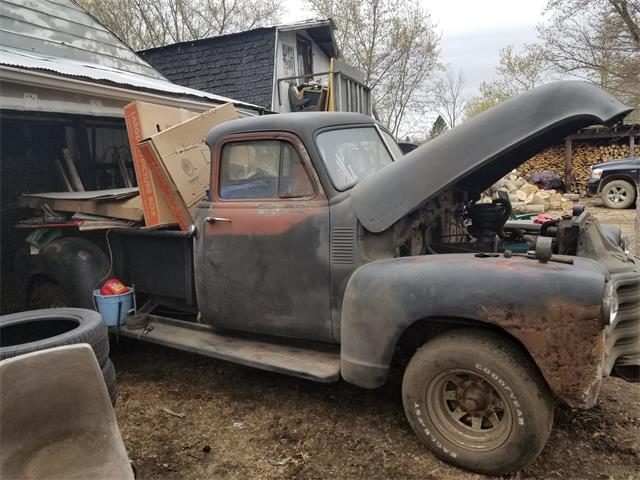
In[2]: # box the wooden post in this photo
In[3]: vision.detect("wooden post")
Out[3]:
[634,135,640,237]
[564,138,573,192]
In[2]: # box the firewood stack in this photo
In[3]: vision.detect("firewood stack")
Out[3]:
[520,142,639,193]
[482,171,579,214]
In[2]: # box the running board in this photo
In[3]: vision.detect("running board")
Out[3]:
[118,315,341,382]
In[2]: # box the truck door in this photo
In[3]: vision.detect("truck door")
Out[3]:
[194,133,333,342]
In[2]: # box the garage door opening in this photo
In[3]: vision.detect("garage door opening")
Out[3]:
[0,110,133,314]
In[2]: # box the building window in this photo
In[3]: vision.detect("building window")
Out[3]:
[282,42,295,77]
[296,37,313,79]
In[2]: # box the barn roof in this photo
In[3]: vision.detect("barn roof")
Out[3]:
[0,0,262,112]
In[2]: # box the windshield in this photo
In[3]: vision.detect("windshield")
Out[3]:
[316,127,395,190]
[381,129,404,159]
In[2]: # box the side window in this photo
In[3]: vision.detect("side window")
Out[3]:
[219,140,314,200]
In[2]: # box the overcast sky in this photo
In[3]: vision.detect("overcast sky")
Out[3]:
[282,0,549,97]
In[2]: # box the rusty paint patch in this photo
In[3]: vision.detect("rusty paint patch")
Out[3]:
[481,299,605,408]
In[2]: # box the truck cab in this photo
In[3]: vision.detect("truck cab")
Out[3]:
[16,82,640,476]
[195,113,398,343]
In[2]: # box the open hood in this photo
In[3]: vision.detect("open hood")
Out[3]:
[352,81,632,233]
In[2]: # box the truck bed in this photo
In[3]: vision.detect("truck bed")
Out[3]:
[111,228,197,312]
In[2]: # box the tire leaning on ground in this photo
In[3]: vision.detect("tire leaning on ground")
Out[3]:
[601,179,636,209]
[101,358,118,405]
[402,329,554,475]
[0,308,109,367]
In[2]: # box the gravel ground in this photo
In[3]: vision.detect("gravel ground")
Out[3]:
[113,198,639,480]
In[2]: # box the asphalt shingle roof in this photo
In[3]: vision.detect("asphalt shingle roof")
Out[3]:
[139,28,276,110]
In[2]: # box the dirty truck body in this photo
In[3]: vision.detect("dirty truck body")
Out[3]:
[22,82,640,474]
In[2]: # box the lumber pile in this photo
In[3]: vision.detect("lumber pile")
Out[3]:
[521,142,639,193]
[17,188,141,230]
[17,102,237,231]
[482,171,577,214]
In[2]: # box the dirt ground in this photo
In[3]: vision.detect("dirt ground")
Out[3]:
[113,197,640,480]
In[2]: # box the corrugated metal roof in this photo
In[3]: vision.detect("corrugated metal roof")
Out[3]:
[0,0,262,111]
[0,46,262,109]
[0,0,161,78]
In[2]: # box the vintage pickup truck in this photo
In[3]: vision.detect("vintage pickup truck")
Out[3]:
[17,81,640,474]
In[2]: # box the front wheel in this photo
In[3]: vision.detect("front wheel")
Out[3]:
[402,329,554,475]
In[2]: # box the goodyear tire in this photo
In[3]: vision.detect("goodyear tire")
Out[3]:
[0,308,109,368]
[402,329,554,475]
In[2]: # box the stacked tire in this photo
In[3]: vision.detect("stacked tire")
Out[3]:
[0,308,117,404]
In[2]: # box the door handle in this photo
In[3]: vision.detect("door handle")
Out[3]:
[205,216,231,223]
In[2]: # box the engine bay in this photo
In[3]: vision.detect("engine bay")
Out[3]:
[394,189,588,259]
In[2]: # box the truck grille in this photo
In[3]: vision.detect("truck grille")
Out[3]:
[603,272,640,376]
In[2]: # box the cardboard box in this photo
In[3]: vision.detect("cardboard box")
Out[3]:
[124,101,199,228]
[138,103,237,230]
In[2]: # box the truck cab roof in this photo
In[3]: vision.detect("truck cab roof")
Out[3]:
[205,112,378,149]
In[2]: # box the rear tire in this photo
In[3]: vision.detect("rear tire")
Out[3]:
[27,281,69,310]
[601,179,636,209]
[402,329,554,475]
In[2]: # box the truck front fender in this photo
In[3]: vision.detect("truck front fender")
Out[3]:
[340,253,608,408]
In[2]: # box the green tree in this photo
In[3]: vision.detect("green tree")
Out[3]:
[428,115,448,139]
